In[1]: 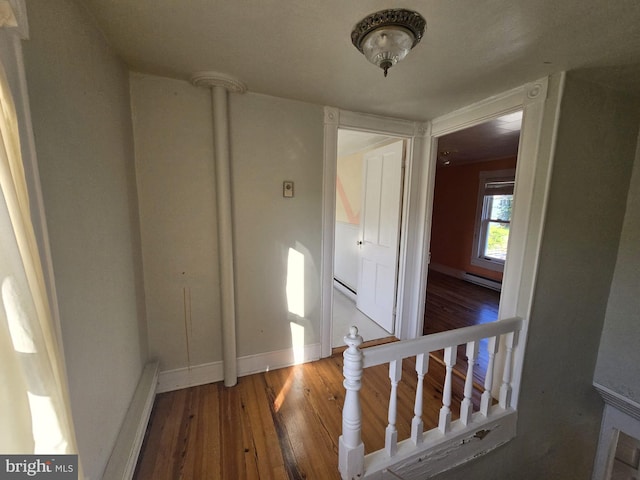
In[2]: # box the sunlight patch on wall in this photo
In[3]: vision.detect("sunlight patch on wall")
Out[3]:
[290,321,305,365]
[286,247,305,317]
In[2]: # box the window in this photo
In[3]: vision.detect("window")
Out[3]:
[471,169,515,271]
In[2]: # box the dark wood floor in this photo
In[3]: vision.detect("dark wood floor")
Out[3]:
[134,270,499,479]
[424,269,500,334]
[424,269,501,387]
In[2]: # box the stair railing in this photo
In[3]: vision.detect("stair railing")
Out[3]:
[339,317,523,480]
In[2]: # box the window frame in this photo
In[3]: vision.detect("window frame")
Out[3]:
[471,169,516,272]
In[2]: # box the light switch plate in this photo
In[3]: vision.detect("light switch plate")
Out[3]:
[283,180,294,198]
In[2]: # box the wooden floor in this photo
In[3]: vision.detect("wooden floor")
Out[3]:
[134,270,498,479]
[134,354,480,480]
[424,269,500,335]
[424,270,501,387]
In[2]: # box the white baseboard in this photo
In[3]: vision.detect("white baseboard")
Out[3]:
[157,343,322,393]
[333,279,356,302]
[103,361,159,480]
[156,360,224,393]
[462,273,502,291]
[429,263,502,291]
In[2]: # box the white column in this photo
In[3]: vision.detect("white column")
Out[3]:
[191,72,246,387]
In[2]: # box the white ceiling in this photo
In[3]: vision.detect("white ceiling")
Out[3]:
[80,0,640,121]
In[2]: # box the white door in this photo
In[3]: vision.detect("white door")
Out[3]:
[356,140,404,333]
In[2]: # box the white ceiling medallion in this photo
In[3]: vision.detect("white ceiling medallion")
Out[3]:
[190,72,247,94]
[351,8,426,77]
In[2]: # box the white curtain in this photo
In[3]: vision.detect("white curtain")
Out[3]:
[0,56,80,461]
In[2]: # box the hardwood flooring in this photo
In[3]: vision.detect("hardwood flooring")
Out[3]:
[134,354,480,479]
[424,269,500,334]
[134,270,498,479]
[424,269,501,387]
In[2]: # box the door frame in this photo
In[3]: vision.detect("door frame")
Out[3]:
[321,75,561,392]
[425,76,561,408]
[321,107,430,357]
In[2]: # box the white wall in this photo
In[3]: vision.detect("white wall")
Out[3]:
[230,92,324,357]
[594,127,640,402]
[130,79,324,371]
[130,73,222,371]
[22,1,147,478]
[334,221,359,290]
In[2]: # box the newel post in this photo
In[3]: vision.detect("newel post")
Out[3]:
[339,326,365,480]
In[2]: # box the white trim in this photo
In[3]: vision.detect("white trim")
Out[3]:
[157,360,224,394]
[470,169,516,272]
[364,408,517,479]
[322,107,429,357]
[592,403,640,480]
[462,273,502,292]
[594,383,640,422]
[333,278,356,302]
[103,361,159,480]
[237,342,321,376]
[422,75,563,412]
[157,343,322,393]
[427,263,502,291]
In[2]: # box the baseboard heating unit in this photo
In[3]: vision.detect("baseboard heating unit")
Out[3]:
[462,273,502,291]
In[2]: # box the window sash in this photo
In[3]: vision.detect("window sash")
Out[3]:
[471,170,515,271]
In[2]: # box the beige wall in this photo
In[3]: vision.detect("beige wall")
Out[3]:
[130,73,221,371]
[229,92,324,356]
[594,126,640,402]
[22,1,147,478]
[130,78,324,367]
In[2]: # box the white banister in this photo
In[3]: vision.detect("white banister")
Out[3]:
[460,340,478,425]
[481,336,499,416]
[499,331,518,409]
[361,317,522,368]
[410,353,428,444]
[339,317,523,480]
[438,346,457,433]
[385,360,402,457]
[339,326,365,480]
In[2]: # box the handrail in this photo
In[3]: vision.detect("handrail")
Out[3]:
[339,317,524,480]
[362,316,522,368]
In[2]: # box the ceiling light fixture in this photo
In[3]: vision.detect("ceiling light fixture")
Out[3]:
[439,151,452,166]
[351,8,426,77]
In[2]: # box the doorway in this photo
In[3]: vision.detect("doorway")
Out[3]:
[331,129,405,348]
[425,111,522,333]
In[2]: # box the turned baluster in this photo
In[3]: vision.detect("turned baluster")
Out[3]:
[460,340,478,425]
[480,336,499,416]
[411,353,428,444]
[339,326,365,480]
[385,360,402,457]
[438,346,457,433]
[499,331,518,409]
